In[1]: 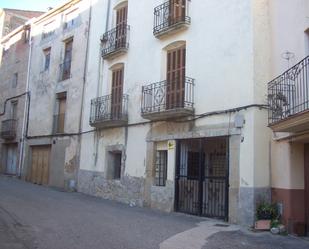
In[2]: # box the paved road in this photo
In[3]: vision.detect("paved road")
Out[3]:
[0,175,309,249]
[0,176,202,249]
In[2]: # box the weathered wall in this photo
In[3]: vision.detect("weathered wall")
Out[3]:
[77,0,272,226]
[0,26,30,175]
[24,0,90,189]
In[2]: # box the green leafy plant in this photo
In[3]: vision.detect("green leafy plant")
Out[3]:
[270,219,280,228]
[256,200,279,221]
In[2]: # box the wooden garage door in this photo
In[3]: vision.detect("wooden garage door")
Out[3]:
[28,146,51,185]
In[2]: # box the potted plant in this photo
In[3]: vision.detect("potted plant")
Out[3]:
[255,199,279,230]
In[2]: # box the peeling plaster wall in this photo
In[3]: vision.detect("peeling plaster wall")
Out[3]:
[24,1,91,189]
[0,27,29,174]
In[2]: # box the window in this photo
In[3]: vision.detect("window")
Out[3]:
[11,101,18,120]
[108,151,122,179]
[12,73,18,88]
[63,10,79,30]
[166,44,186,109]
[43,48,51,71]
[113,152,122,179]
[23,28,30,43]
[42,21,56,40]
[155,150,167,186]
[111,66,124,119]
[60,38,73,81]
[54,92,66,134]
[115,5,128,49]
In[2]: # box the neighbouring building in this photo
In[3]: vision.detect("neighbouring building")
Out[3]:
[22,0,91,190]
[267,0,309,235]
[78,0,271,226]
[0,8,44,38]
[0,23,31,176]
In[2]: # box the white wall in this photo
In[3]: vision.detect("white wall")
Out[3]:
[79,0,272,191]
[268,0,309,190]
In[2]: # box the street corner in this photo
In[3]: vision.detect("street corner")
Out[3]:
[202,229,309,249]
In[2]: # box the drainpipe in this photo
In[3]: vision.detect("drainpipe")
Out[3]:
[18,23,33,178]
[94,0,111,166]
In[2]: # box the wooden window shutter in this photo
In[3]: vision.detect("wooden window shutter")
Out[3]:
[111,67,124,119]
[166,45,186,109]
[115,6,128,49]
[169,0,186,24]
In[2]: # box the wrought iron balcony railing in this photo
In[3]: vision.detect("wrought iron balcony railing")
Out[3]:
[59,60,72,81]
[101,24,130,59]
[153,0,191,37]
[141,77,194,120]
[90,94,128,128]
[52,114,65,134]
[268,56,309,125]
[1,119,17,140]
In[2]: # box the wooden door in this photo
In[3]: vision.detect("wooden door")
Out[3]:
[166,45,186,109]
[115,6,127,49]
[111,67,124,119]
[169,0,186,24]
[57,97,66,133]
[29,146,51,185]
[305,144,309,235]
[6,145,17,175]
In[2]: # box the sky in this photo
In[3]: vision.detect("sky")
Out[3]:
[0,0,67,11]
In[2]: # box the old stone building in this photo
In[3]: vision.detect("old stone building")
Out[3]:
[0,23,32,177]
[0,9,44,177]
[22,0,91,190]
[0,0,308,232]
[78,0,271,226]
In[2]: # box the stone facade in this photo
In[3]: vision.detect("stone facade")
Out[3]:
[78,170,145,207]
[22,0,90,190]
[0,24,31,176]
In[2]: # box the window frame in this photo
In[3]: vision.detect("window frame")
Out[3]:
[155,150,168,187]
[43,47,51,71]
[12,73,18,88]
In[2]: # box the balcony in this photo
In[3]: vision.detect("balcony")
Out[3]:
[1,119,17,140]
[52,114,65,134]
[153,0,191,38]
[141,77,194,121]
[268,56,309,132]
[101,24,130,59]
[90,94,128,128]
[59,60,71,81]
